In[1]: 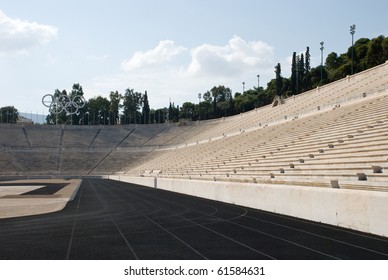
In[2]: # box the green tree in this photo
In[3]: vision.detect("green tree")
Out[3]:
[325,52,340,71]
[305,47,311,73]
[210,85,233,117]
[149,109,156,124]
[234,91,257,113]
[168,102,179,122]
[304,47,312,91]
[256,87,270,107]
[180,102,196,120]
[365,35,385,68]
[291,52,297,95]
[310,65,328,88]
[382,37,388,61]
[69,83,85,125]
[141,91,150,124]
[0,106,19,123]
[45,84,86,125]
[87,96,110,125]
[46,89,68,125]
[325,52,347,81]
[122,88,142,124]
[154,108,167,123]
[109,91,122,125]
[297,54,305,93]
[275,63,283,96]
[352,38,370,72]
[282,77,291,97]
[203,91,212,103]
[265,79,276,102]
[200,101,212,120]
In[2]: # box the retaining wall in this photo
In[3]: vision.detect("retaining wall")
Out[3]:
[108,175,388,237]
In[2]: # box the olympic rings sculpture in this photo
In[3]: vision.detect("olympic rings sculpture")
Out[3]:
[42,94,86,115]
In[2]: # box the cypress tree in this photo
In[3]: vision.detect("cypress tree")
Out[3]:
[297,53,305,93]
[305,47,311,72]
[142,91,150,124]
[304,47,312,90]
[291,52,297,95]
[275,63,283,96]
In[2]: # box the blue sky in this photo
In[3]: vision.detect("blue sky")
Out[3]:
[0,0,387,114]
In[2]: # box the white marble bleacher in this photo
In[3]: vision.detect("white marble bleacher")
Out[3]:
[0,61,387,180]
[126,62,388,192]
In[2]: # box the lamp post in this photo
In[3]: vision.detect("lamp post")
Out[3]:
[257,75,260,89]
[320,41,324,84]
[242,82,245,94]
[350,24,356,75]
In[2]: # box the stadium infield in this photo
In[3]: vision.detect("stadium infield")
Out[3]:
[0,178,387,260]
[0,179,81,219]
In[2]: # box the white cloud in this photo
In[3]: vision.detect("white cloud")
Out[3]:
[121,40,187,71]
[121,36,274,78]
[96,36,276,108]
[0,9,58,53]
[187,35,274,77]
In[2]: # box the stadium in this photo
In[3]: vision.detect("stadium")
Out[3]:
[1,61,388,259]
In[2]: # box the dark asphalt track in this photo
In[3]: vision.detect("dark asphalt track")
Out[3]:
[0,178,388,260]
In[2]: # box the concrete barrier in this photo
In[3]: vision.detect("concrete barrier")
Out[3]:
[108,175,388,237]
[109,175,155,188]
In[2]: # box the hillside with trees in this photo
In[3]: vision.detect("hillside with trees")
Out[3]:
[41,35,387,125]
[0,106,19,123]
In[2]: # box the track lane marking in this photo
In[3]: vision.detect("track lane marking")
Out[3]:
[117,183,339,259]
[243,213,388,258]
[97,180,207,260]
[66,184,83,260]
[89,181,139,260]
[101,180,275,260]
[142,185,388,258]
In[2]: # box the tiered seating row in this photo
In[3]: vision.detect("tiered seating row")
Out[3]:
[128,93,388,192]
[177,61,388,145]
[0,122,224,175]
[1,62,387,179]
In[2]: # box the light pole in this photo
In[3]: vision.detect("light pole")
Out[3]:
[320,41,324,84]
[257,75,260,89]
[350,24,356,75]
[242,82,245,94]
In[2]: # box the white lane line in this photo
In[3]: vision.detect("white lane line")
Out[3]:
[227,219,340,259]
[179,215,277,260]
[98,181,208,259]
[66,185,83,260]
[144,214,208,260]
[135,188,334,259]
[258,209,388,243]
[108,214,139,260]
[244,214,388,258]
[109,183,274,260]
[91,182,139,260]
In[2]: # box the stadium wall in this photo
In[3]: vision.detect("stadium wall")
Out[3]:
[109,175,388,237]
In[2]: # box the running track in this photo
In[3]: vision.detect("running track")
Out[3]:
[0,179,388,260]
